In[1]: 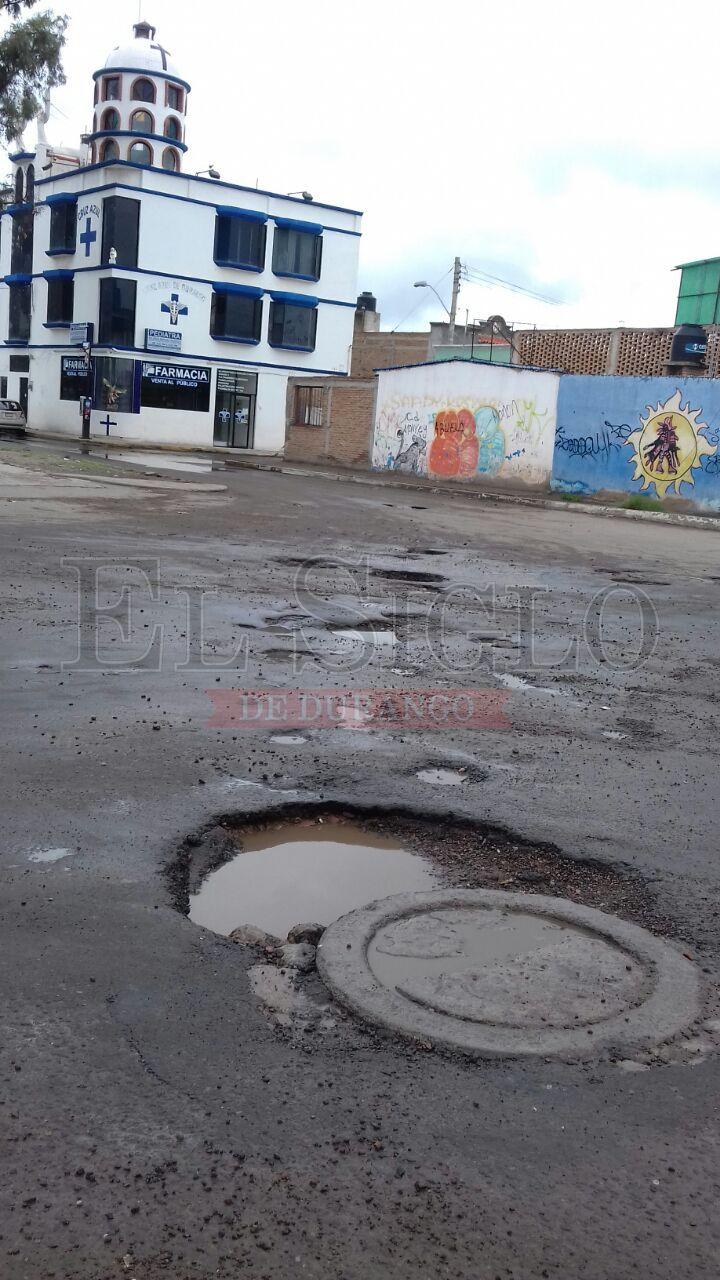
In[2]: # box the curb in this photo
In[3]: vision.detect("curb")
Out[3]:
[24,430,720,529]
[25,429,281,462]
[63,473,227,493]
[266,464,720,531]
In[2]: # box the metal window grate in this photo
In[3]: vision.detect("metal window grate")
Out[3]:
[295,385,324,426]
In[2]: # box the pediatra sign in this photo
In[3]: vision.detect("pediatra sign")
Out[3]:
[145,328,183,355]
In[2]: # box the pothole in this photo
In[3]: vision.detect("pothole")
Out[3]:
[497,673,564,696]
[27,846,74,864]
[371,568,446,586]
[187,820,439,939]
[330,628,397,648]
[416,768,467,786]
[169,807,714,1061]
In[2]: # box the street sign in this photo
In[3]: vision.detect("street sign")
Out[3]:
[145,328,183,354]
[70,322,94,345]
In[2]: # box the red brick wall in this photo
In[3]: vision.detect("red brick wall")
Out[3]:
[350,330,429,378]
[285,378,376,467]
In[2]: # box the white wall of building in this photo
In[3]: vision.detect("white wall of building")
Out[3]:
[372,360,560,489]
[0,162,361,448]
[22,346,290,449]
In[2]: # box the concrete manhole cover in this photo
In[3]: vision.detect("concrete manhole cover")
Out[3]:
[317,890,701,1060]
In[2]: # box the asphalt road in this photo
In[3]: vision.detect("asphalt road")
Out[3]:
[1,444,719,1279]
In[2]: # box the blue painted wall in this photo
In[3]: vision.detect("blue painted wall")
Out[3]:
[552,375,720,510]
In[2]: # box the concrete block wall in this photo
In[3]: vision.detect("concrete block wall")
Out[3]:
[516,324,720,378]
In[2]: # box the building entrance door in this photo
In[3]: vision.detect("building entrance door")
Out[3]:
[18,377,29,423]
[213,369,257,448]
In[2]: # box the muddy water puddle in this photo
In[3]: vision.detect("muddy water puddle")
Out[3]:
[189,822,439,938]
[416,768,467,785]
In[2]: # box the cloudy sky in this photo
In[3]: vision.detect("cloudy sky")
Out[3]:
[9,0,720,331]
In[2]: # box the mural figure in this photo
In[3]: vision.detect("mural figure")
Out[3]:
[428,408,478,478]
[392,413,428,473]
[642,415,680,476]
[626,390,716,497]
[394,435,426,473]
[373,408,428,472]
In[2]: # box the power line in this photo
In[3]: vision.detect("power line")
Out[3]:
[462,264,562,306]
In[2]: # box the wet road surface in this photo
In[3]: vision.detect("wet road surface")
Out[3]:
[1,447,719,1278]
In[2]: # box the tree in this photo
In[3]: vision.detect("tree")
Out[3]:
[0,0,66,146]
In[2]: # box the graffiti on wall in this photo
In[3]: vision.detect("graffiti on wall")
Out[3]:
[553,384,719,502]
[626,391,716,497]
[373,408,429,474]
[373,393,554,483]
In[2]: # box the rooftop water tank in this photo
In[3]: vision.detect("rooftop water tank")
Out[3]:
[356,291,377,313]
[670,323,707,366]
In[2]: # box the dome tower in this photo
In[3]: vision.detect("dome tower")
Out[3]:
[90,20,190,173]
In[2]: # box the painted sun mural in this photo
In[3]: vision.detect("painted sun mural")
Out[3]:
[627,390,716,497]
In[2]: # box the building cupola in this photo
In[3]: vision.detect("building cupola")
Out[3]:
[90,21,190,174]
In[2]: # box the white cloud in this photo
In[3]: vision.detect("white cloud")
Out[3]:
[8,0,720,330]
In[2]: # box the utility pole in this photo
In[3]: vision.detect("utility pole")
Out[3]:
[448,256,462,345]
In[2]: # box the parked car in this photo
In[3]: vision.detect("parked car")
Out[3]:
[0,399,27,437]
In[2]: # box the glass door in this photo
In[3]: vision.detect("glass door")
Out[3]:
[214,370,257,448]
[231,395,253,448]
[18,377,28,423]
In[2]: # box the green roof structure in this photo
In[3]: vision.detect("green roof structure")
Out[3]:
[674,257,720,324]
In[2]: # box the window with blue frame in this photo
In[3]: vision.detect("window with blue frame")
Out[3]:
[49,200,77,254]
[8,283,32,342]
[268,299,318,351]
[11,208,34,275]
[210,287,263,343]
[101,196,140,268]
[46,276,74,325]
[98,277,137,346]
[214,211,266,271]
[272,222,322,281]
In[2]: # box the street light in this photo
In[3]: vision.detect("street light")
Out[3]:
[413,280,451,317]
[415,258,462,342]
[288,190,314,202]
[195,166,221,180]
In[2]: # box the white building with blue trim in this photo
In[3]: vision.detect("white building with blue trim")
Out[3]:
[0,20,362,448]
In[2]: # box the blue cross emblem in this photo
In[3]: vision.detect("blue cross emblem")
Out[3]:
[161,293,189,326]
[79,217,97,258]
